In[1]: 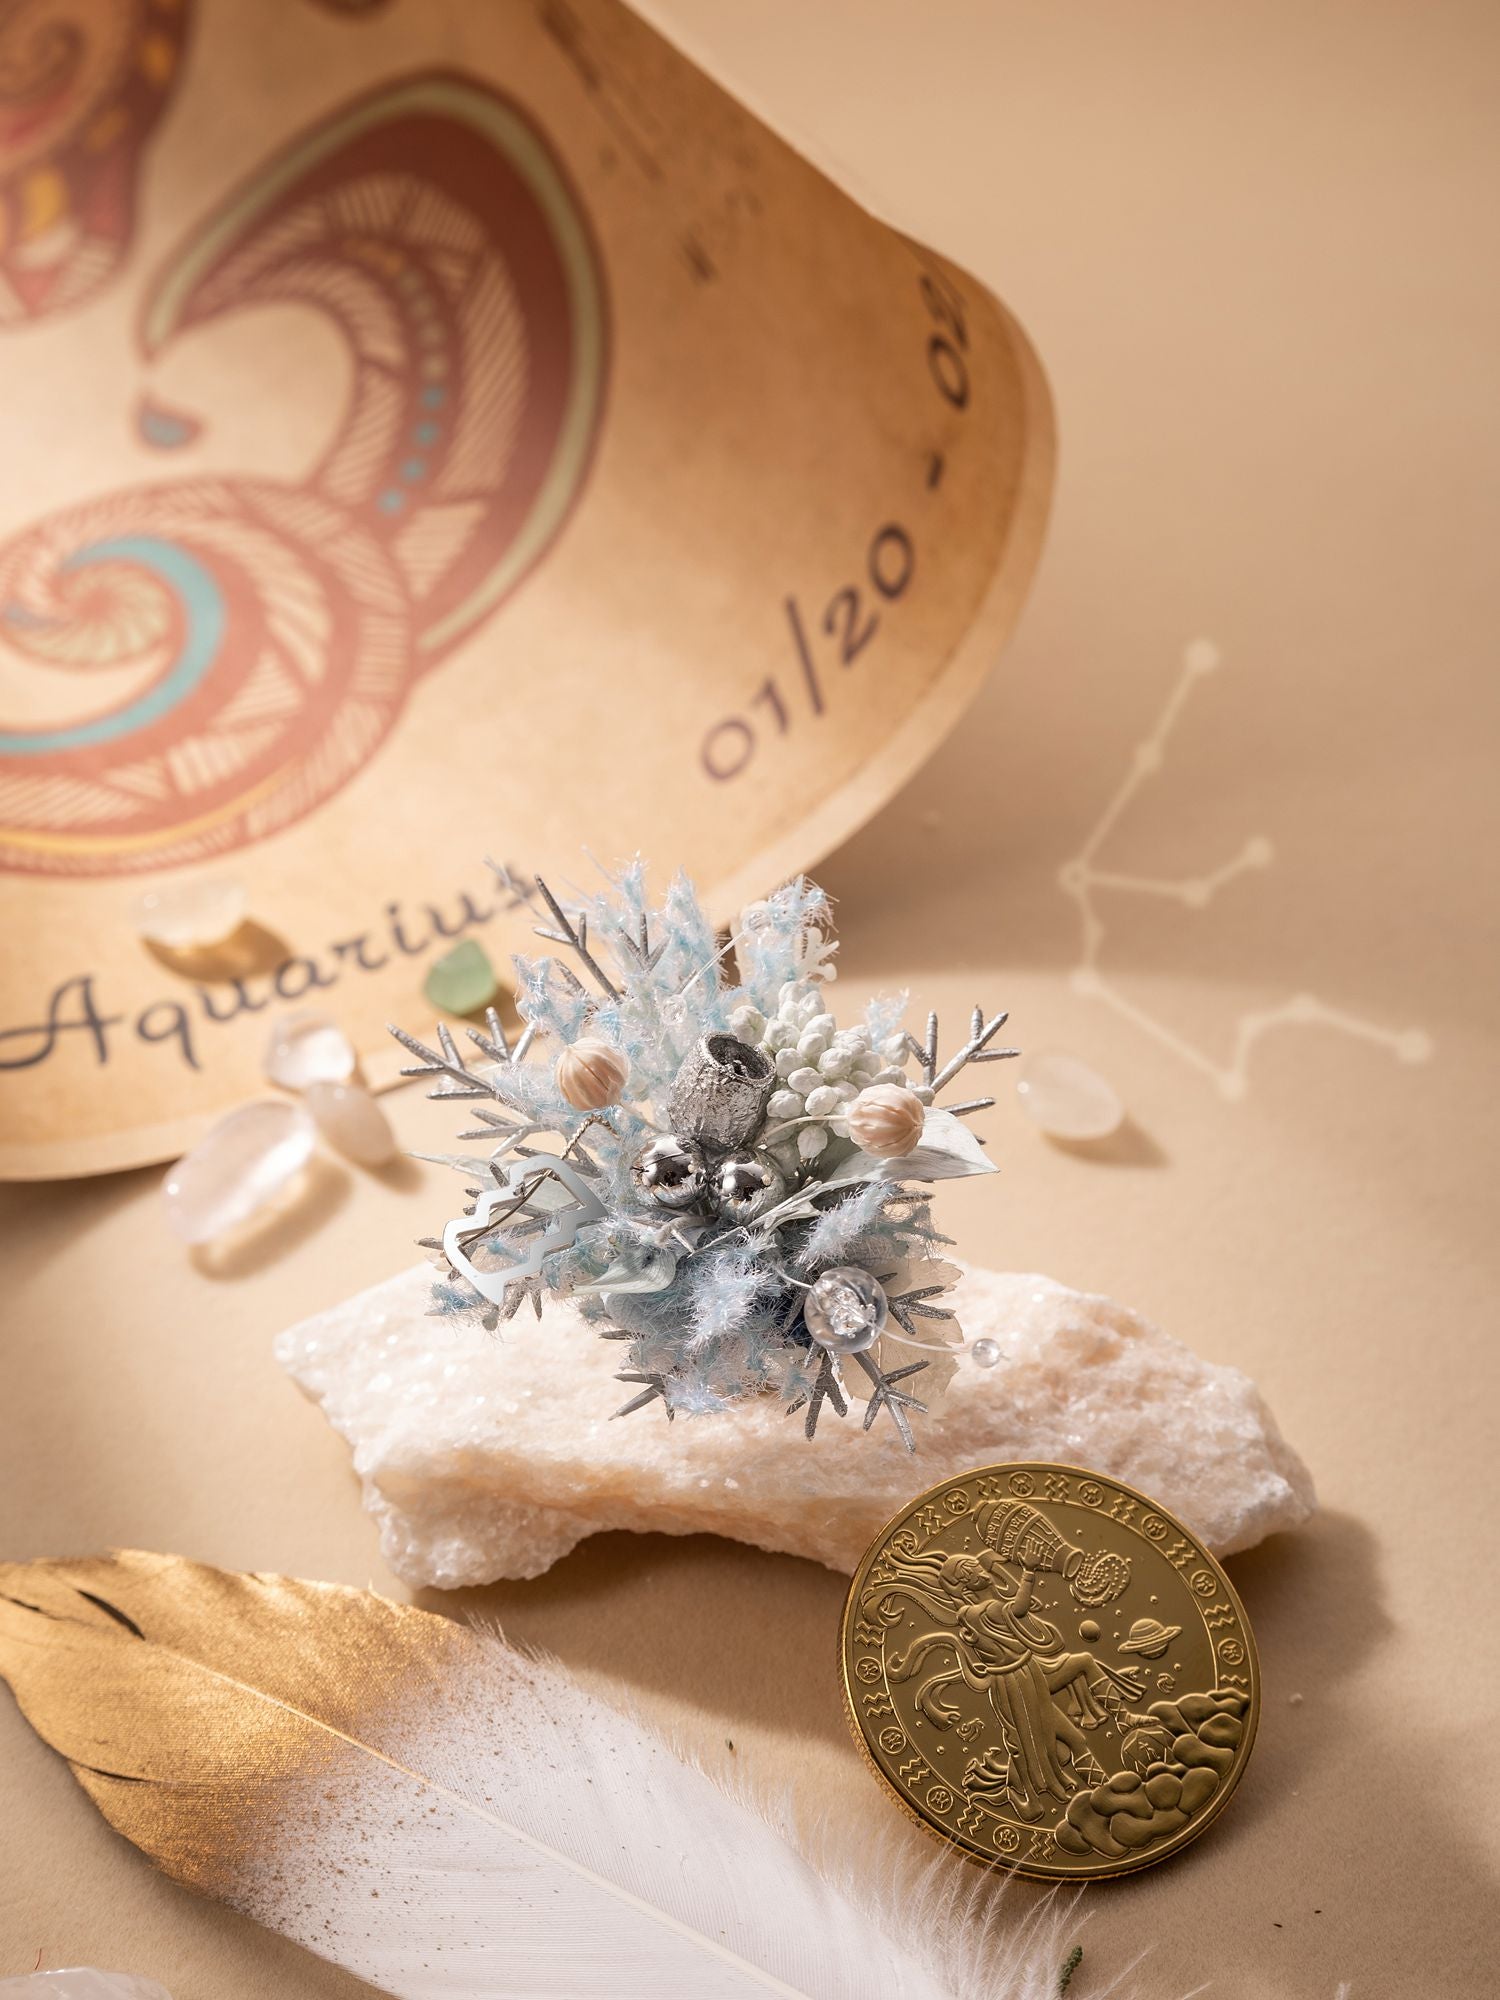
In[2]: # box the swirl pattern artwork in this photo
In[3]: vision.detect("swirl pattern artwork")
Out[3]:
[0,71,608,875]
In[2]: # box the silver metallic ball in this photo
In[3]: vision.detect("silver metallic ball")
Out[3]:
[713,1148,788,1225]
[803,1265,888,1354]
[632,1133,709,1210]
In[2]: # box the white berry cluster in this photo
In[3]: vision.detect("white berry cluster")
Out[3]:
[729,983,909,1170]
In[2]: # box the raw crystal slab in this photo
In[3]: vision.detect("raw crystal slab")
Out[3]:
[277,1265,1315,1588]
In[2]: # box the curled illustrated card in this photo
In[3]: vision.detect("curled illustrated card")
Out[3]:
[0,0,1052,1176]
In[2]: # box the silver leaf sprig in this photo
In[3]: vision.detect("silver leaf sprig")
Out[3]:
[906,1005,1020,1119]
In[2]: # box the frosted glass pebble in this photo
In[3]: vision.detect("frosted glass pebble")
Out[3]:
[264,1010,356,1090]
[0,1977,174,1999]
[423,937,498,1014]
[163,1101,315,1243]
[1015,1049,1124,1141]
[305,1081,397,1166]
[131,876,245,950]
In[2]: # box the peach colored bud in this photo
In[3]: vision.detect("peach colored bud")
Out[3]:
[845,1082,925,1158]
[555,1036,630,1111]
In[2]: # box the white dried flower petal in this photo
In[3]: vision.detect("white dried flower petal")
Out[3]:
[803,1085,841,1117]
[787,1066,822,1095]
[767,1088,803,1121]
[797,1124,830,1160]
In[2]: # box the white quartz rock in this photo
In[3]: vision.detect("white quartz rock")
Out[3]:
[276,1265,1315,1589]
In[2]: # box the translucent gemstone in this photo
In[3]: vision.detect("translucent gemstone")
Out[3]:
[162,1101,315,1244]
[304,1080,397,1167]
[422,937,498,1015]
[970,1337,1002,1368]
[804,1265,887,1353]
[1015,1050,1124,1142]
[0,1977,175,1999]
[264,1011,356,1090]
[131,876,245,950]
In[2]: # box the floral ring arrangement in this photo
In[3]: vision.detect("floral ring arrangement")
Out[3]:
[395,866,1016,1448]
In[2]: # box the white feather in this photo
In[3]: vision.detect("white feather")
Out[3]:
[226,1630,1095,2000]
[0,1558,1147,2000]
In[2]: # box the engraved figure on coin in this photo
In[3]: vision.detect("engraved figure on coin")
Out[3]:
[861,1501,1138,1822]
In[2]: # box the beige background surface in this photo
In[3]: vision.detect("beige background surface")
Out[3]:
[3,2,1498,1995]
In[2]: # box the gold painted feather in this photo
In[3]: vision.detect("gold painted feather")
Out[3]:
[0,1551,1096,2000]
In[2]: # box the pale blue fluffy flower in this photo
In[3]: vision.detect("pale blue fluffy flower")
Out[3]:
[731,877,830,1010]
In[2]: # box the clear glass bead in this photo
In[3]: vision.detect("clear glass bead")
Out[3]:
[804,1266,887,1353]
[970,1337,1002,1368]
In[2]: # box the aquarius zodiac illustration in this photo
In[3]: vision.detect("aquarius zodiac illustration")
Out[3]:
[862,1501,1144,1822]
[0,70,608,874]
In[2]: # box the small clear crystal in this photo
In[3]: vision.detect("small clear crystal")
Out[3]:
[1015,1049,1124,1142]
[132,876,245,950]
[804,1265,887,1353]
[265,1011,356,1090]
[304,1080,397,1167]
[970,1337,1002,1368]
[162,1100,315,1244]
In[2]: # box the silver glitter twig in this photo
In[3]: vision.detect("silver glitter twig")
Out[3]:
[613,1370,675,1420]
[612,908,667,975]
[854,1352,930,1451]
[389,1021,515,1103]
[530,875,620,1000]
[907,1005,1019,1100]
[883,1283,957,1338]
[785,1348,848,1440]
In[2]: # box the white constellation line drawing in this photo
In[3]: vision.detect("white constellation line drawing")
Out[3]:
[1058,638,1433,1101]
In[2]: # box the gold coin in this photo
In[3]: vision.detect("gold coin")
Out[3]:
[840,1462,1260,1879]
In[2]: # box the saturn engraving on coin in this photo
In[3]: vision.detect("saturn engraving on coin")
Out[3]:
[840,1463,1260,1879]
